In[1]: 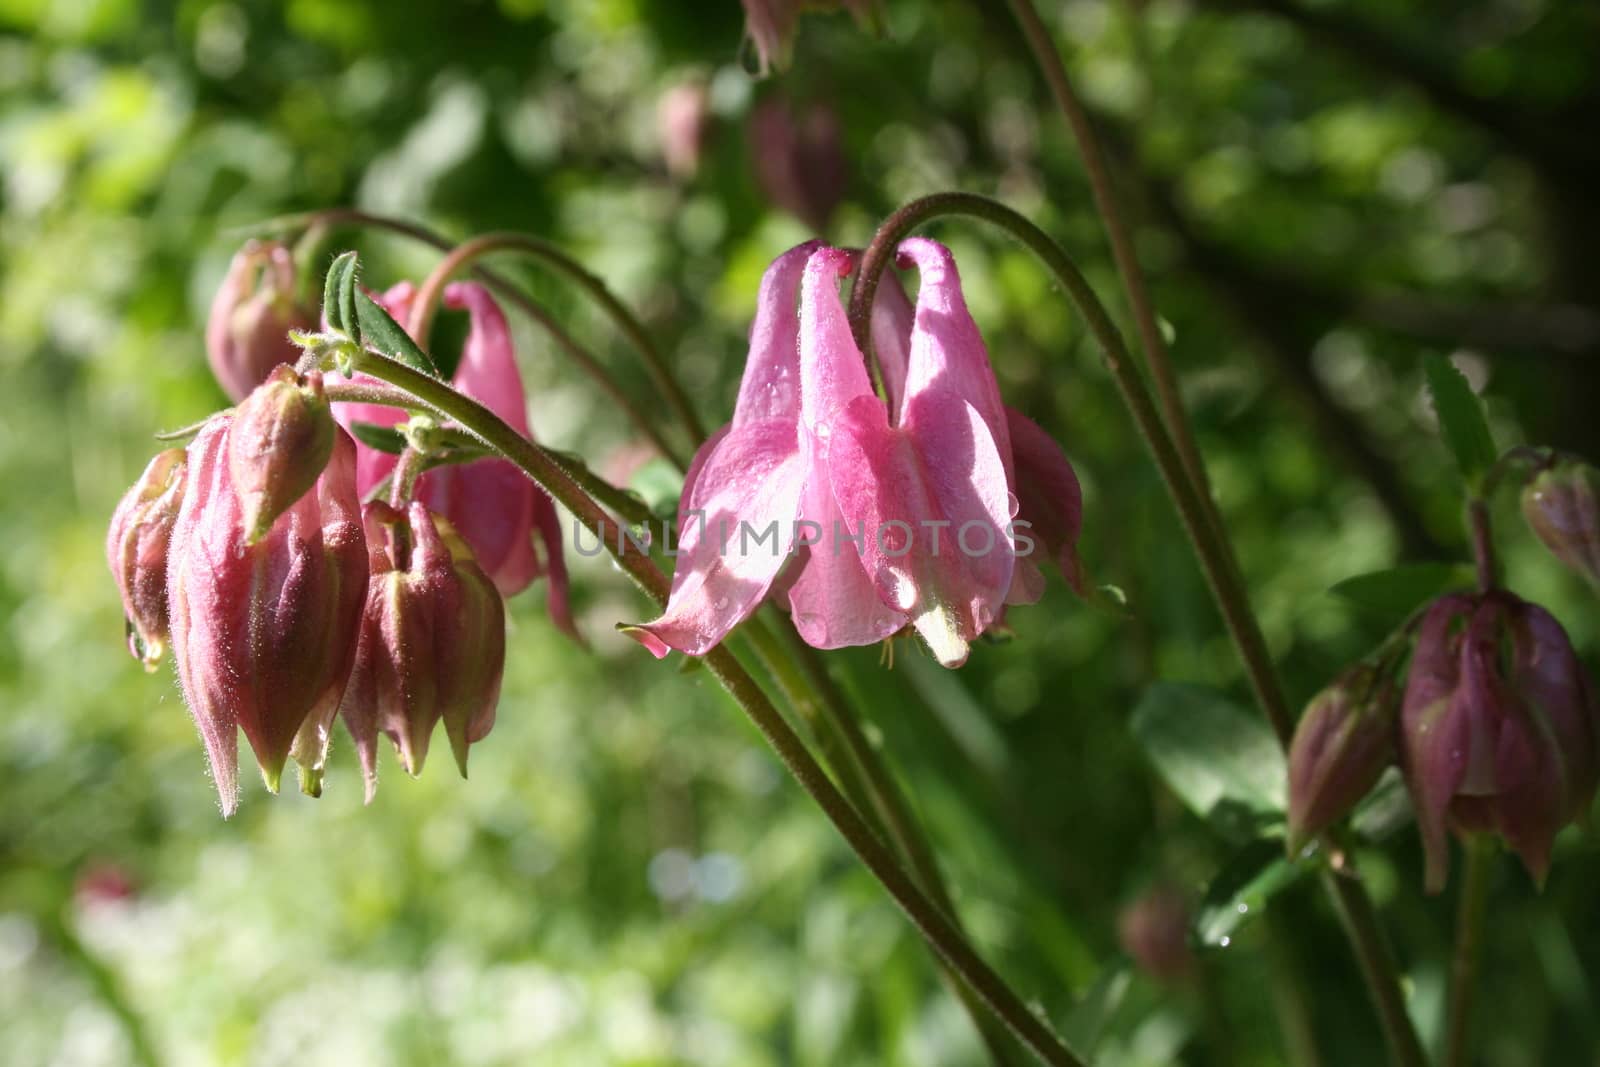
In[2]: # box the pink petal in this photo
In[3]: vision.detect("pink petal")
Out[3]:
[625,417,807,657]
[828,391,1013,668]
[1006,407,1085,597]
[798,246,876,436]
[868,267,914,423]
[444,282,531,434]
[786,431,908,649]
[733,241,819,426]
[895,238,1012,473]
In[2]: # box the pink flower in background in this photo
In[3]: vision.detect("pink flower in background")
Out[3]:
[166,417,368,814]
[658,79,712,180]
[748,97,847,233]
[335,282,574,638]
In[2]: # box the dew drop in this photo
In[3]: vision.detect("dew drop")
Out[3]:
[1218,936,1231,948]
[1005,490,1020,519]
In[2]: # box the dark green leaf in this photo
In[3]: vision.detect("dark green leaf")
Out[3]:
[346,421,408,455]
[1328,562,1473,624]
[1195,838,1312,946]
[322,250,360,338]
[354,289,439,378]
[1131,684,1285,841]
[1424,354,1497,486]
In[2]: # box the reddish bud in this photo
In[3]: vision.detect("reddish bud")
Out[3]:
[106,448,187,670]
[206,241,316,402]
[749,97,847,233]
[340,501,506,800]
[1117,886,1195,984]
[1402,592,1598,891]
[658,80,711,180]
[1522,459,1600,587]
[167,419,368,814]
[1286,662,1398,852]
[228,365,335,543]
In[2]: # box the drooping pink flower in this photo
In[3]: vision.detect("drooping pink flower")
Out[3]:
[167,417,368,814]
[205,241,316,402]
[335,282,573,637]
[1402,592,1598,890]
[738,0,884,75]
[340,501,506,801]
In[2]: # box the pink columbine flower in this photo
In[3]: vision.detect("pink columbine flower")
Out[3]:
[748,97,847,233]
[738,0,883,75]
[107,447,187,670]
[340,501,506,801]
[335,282,574,637]
[167,416,368,814]
[1402,592,1598,890]
[205,240,317,402]
[628,238,1081,668]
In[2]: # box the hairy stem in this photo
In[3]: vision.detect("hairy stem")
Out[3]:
[342,348,1086,1067]
[278,209,688,469]
[849,191,1425,1067]
[1442,839,1494,1067]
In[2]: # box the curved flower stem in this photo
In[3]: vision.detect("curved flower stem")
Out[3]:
[275,209,688,470]
[1001,0,1217,534]
[743,615,1018,1064]
[849,192,1426,1067]
[341,348,1087,1067]
[1442,838,1494,1067]
[1469,499,1498,592]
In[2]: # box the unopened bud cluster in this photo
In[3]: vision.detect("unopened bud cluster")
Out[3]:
[1288,586,1597,891]
[109,250,574,815]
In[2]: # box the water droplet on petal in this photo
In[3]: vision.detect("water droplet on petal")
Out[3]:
[1005,490,1020,519]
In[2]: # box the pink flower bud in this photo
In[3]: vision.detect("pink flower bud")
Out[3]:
[1286,662,1398,852]
[1402,592,1598,891]
[658,80,711,180]
[167,418,368,814]
[205,241,316,402]
[738,0,883,74]
[1522,459,1600,587]
[106,448,187,670]
[228,365,335,543]
[748,97,847,233]
[340,501,506,799]
[1117,886,1195,984]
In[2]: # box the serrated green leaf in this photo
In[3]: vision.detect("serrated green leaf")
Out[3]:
[1328,562,1473,624]
[347,421,408,455]
[354,289,439,378]
[322,250,359,338]
[1195,838,1311,946]
[1131,684,1286,841]
[1424,355,1496,486]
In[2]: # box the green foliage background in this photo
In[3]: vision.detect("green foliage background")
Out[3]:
[1,1,1597,1064]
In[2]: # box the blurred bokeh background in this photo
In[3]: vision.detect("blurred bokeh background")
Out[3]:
[2,1,1598,1064]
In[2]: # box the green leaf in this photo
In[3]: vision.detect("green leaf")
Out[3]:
[1194,838,1312,946]
[1350,767,1412,842]
[322,250,359,338]
[346,421,408,455]
[628,456,685,516]
[354,288,439,378]
[1424,354,1496,486]
[1328,562,1473,624]
[1131,684,1286,841]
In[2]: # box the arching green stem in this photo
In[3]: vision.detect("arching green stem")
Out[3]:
[848,192,1425,1067]
[265,209,688,470]
[337,348,1087,1067]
